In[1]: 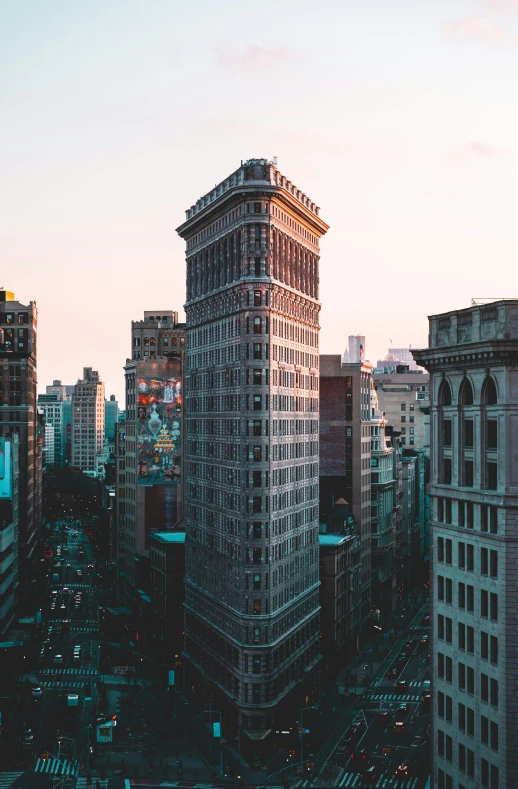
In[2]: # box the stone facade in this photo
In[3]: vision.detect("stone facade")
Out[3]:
[373,371,430,453]
[177,159,329,747]
[412,300,518,789]
[71,367,105,473]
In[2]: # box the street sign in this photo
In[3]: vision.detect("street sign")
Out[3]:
[168,670,175,686]
[213,722,221,738]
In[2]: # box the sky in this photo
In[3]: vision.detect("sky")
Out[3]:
[3,0,518,403]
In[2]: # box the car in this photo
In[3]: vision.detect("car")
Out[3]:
[421,691,431,707]
[360,765,378,785]
[87,563,94,569]
[51,590,59,597]
[397,653,407,662]
[65,563,72,568]
[394,679,408,691]
[422,679,431,691]
[386,666,399,677]
[396,703,409,715]
[60,603,66,610]
[62,587,70,594]
[411,736,427,749]
[22,729,34,750]
[76,570,82,577]
[375,711,391,726]
[31,686,43,699]
[419,634,429,645]
[395,763,410,777]
[421,614,430,625]
[393,720,406,733]
[54,654,64,665]
[351,749,369,771]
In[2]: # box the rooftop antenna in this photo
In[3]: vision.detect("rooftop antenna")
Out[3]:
[273,156,278,168]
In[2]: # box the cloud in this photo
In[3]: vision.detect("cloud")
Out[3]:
[484,0,518,11]
[446,140,508,164]
[442,15,515,46]
[215,44,296,73]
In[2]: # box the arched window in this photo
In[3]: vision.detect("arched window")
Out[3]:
[459,378,474,405]
[438,379,452,406]
[482,376,497,405]
[144,337,149,346]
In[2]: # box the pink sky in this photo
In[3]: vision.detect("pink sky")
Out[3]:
[3,0,518,401]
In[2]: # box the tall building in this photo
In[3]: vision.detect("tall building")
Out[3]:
[45,380,71,401]
[0,290,39,581]
[118,311,185,608]
[105,395,119,443]
[320,355,376,648]
[177,159,328,749]
[343,335,365,364]
[0,436,19,632]
[71,368,105,473]
[37,395,64,467]
[412,300,518,789]
[386,347,420,371]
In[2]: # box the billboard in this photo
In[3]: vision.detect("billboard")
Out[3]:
[137,374,182,486]
[0,439,12,500]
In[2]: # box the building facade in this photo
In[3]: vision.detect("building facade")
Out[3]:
[343,335,365,364]
[149,531,185,662]
[412,300,518,789]
[118,312,185,608]
[105,395,119,443]
[0,436,19,633]
[373,369,430,453]
[177,159,328,748]
[320,355,374,647]
[37,395,64,467]
[71,368,105,473]
[0,290,39,581]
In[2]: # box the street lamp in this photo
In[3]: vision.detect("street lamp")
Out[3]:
[205,709,223,777]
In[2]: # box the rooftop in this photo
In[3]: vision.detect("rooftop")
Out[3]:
[150,531,185,544]
[319,534,351,547]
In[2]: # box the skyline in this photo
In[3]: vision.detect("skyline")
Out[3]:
[5,0,518,401]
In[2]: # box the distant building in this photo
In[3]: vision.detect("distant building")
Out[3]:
[71,368,105,473]
[385,347,420,371]
[149,531,185,661]
[343,335,365,364]
[105,395,119,443]
[0,289,39,581]
[0,435,19,633]
[320,355,376,648]
[45,380,72,401]
[118,311,185,609]
[37,395,64,467]
[373,369,430,453]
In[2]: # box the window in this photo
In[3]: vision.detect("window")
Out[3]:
[463,419,474,447]
[446,539,452,564]
[458,542,465,568]
[438,729,444,756]
[254,202,262,214]
[467,666,474,694]
[253,523,262,538]
[446,734,452,763]
[253,369,262,385]
[467,626,474,654]
[253,343,262,360]
[458,662,465,690]
[467,501,474,529]
[442,458,452,484]
[409,415,414,423]
[253,547,262,564]
[466,544,474,571]
[490,721,498,751]
[458,622,465,649]
[252,496,262,513]
[467,585,474,612]
[253,471,262,487]
[446,656,452,682]
[458,582,465,609]
[438,499,444,522]
[253,446,262,461]
[481,715,489,744]
[490,550,498,578]
[401,415,406,423]
[481,758,489,787]
[464,460,474,487]
[438,691,444,717]
[253,317,262,334]
[439,379,452,406]
[458,702,466,731]
[445,617,452,644]
[491,765,499,789]
[409,403,414,411]
[481,590,489,618]
[252,655,261,673]
[438,614,444,640]
[401,403,406,411]
[409,427,414,434]
[443,420,452,446]
[438,652,445,678]
[487,420,497,449]
[467,749,474,778]
[253,395,262,411]
[490,593,498,622]
[438,575,444,601]
[459,743,466,773]
[445,695,452,722]
[481,547,488,575]
[253,420,262,437]
[481,673,489,702]
[490,506,498,534]
[487,463,497,490]
[481,504,488,532]
[446,578,453,604]
[482,376,497,405]
[466,707,474,735]
[445,499,452,523]
[490,678,498,707]
[490,635,498,665]
[252,599,261,615]
[481,631,489,660]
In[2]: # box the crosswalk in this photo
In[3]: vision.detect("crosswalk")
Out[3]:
[41,680,88,688]
[71,625,99,632]
[34,757,79,775]
[40,668,98,676]
[366,693,422,702]
[297,777,419,788]
[99,674,151,686]
[0,772,23,789]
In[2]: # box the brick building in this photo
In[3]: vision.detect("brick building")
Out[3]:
[71,368,105,473]
[177,158,328,751]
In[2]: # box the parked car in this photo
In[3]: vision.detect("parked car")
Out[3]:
[54,654,64,665]
[394,679,408,691]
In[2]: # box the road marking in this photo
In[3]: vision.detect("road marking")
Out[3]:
[0,773,23,788]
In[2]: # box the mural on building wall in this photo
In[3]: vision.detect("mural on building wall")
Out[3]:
[137,375,182,485]
[0,439,12,500]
